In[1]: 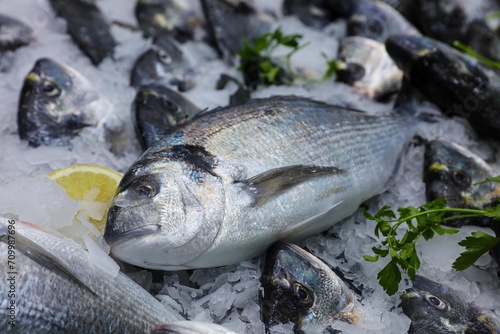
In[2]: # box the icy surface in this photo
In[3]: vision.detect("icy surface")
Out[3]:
[1,0,500,333]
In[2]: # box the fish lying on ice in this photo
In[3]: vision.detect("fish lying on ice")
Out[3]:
[401,275,499,334]
[0,218,182,333]
[260,243,361,333]
[336,36,403,100]
[132,83,200,150]
[17,58,107,147]
[0,13,33,53]
[423,140,500,227]
[104,95,422,270]
[385,34,500,141]
[48,0,116,66]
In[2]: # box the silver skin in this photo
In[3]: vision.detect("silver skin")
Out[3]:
[336,36,403,99]
[260,243,361,333]
[152,321,238,333]
[0,219,182,333]
[104,95,418,270]
[401,275,499,334]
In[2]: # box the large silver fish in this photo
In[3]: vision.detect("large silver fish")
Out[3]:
[104,95,420,270]
[0,218,182,333]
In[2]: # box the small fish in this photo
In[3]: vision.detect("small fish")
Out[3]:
[260,243,361,333]
[330,0,420,42]
[49,0,116,66]
[401,275,499,334]
[201,0,274,64]
[423,140,500,227]
[130,33,195,91]
[152,321,237,333]
[104,95,421,270]
[282,0,337,30]
[133,84,200,150]
[386,34,500,141]
[0,14,33,52]
[0,219,182,333]
[135,0,200,42]
[17,58,106,147]
[336,36,403,100]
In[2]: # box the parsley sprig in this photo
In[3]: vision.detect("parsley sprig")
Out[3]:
[237,27,338,88]
[364,196,500,296]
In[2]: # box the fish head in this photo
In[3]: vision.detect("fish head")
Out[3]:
[260,243,360,333]
[401,275,498,334]
[18,58,103,146]
[104,144,225,270]
[423,140,500,212]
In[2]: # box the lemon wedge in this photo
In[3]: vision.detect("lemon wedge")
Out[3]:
[49,164,123,234]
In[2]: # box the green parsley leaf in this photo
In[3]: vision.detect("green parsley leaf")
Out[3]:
[452,231,500,271]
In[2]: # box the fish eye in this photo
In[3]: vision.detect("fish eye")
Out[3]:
[41,80,61,97]
[424,293,446,310]
[157,50,172,64]
[132,180,157,199]
[293,283,313,305]
[367,20,383,36]
[162,98,179,112]
[346,63,365,82]
[451,170,470,187]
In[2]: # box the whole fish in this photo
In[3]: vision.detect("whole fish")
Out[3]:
[423,140,500,227]
[135,0,199,42]
[401,275,499,334]
[0,14,33,52]
[0,218,182,333]
[104,95,420,270]
[336,36,403,100]
[386,34,500,141]
[130,33,195,91]
[260,243,361,333]
[201,0,273,65]
[152,321,237,333]
[132,83,200,150]
[17,58,106,147]
[49,0,116,66]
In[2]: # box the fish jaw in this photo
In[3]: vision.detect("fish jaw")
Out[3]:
[104,154,225,269]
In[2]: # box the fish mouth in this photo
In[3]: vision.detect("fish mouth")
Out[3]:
[104,223,160,246]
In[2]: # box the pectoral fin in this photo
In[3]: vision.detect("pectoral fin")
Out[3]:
[240,164,344,207]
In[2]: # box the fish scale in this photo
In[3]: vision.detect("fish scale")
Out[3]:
[104,95,420,270]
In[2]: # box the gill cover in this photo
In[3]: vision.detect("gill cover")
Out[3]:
[105,145,225,267]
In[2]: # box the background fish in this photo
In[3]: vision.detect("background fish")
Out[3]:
[104,95,420,270]
[0,13,33,53]
[0,219,182,333]
[132,83,201,150]
[130,33,195,91]
[336,36,403,100]
[423,140,500,227]
[401,275,499,334]
[134,0,199,42]
[201,0,274,65]
[386,34,500,141]
[17,58,106,147]
[260,243,361,333]
[49,0,116,66]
